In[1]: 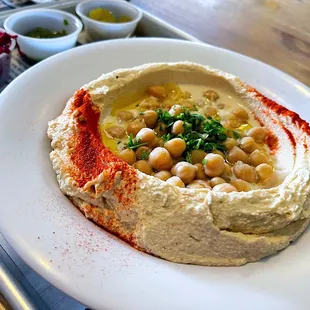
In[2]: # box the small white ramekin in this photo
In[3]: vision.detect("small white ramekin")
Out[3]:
[4,9,83,61]
[76,0,142,41]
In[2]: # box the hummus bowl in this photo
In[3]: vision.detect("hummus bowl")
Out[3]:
[48,61,310,266]
[2,38,310,309]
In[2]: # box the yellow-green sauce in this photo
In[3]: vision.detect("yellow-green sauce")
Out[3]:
[88,8,133,23]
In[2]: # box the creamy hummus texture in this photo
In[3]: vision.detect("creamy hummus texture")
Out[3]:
[47,62,310,266]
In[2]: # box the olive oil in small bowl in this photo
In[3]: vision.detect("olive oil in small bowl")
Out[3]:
[76,0,142,41]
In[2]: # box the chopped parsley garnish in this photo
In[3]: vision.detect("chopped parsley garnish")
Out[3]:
[178,110,205,132]
[64,19,69,26]
[231,130,241,139]
[202,158,208,165]
[155,108,229,160]
[25,27,67,38]
[157,109,175,128]
[185,151,192,163]
[203,118,227,141]
[122,107,239,164]
[157,108,205,132]
[140,150,149,160]
[126,133,147,150]
[161,133,173,142]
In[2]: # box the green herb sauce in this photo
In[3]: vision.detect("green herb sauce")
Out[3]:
[25,27,67,39]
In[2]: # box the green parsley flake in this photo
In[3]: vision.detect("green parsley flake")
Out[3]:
[232,130,241,139]
[185,152,192,163]
[140,150,149,160]
[161,133,172,142]
[126,133,147,150]
[155,108,229,163]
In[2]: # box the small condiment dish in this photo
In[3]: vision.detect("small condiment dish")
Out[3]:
[4,9,83,61]
[76,0,142,41]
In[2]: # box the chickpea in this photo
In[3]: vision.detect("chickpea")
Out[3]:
[133,160,153,175]
[240,137,258,153]
[154,170,172,181]
[116,111,134,122]
[225,129,244,139]
[194,163,207,180]
[171,120,184,135]
[154,122,166,135]
[227,115,241,128]
[166,176,185,188]
[136,146,150,160]
[187,180,211,189]
[187,183,205,189]
[232,161,256,183]
[249,150,269,167]
[212,183,237,193]
[204,106,218,117]
[191,150,207,164]
[149,147,173,171]
[194,99,204,107]
[143,110,158,128]
[222,163,232,176]
[171,164,177,175]
[174,162,198,184]
[153,137,165,147]
[104,126,126,139]
[164,138,186,158]
[224,138,238,150]
[169,104,183,116]
[162,99,175,109]
[147,85,167,99]
[136,128,156,146]
[180,99,196,110]
[256,163,273,181]
[216,102,225,109]
[139,97,160,109]
[230,179,251,192]
[247,127,268,143]
[203,153,225,177]
[118,148,136,165]
[213,150,225,158]
[203,90,219,101]
[221,120,232,130]
[233,107,249,121]
[195,179,211,187]
[227,146,248,164]
[210,177,226,187]
[127,119,145,137]
[182,91,191,99]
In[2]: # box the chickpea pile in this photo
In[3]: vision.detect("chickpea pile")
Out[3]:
[102,83,275,193]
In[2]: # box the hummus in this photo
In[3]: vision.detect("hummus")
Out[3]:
[47,62,310,266]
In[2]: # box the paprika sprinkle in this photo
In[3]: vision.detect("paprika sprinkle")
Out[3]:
[70,89,138,206]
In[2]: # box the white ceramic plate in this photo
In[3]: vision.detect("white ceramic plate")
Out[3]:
[1,38,310,310]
